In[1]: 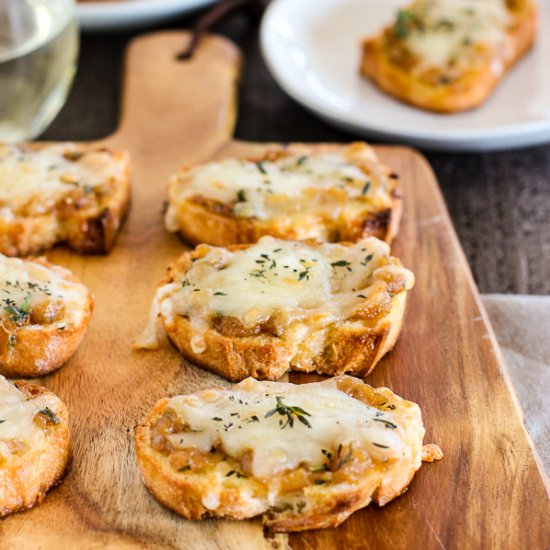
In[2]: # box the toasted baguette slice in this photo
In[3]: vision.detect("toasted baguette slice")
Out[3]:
[135,376,442,532]
[136,236,414,381]
[0,142,131,256]
[360,0,537,113]
[165,143,402,246]
[0,255,93,377]
[0,376,70,517]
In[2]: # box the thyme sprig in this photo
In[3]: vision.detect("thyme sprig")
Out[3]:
[309,444,353,473]
[298,267,312,281]
[331,260,352,273]
[373,418,398,429]
[38,407,60,424]
[394,9,423,39]
[265,396,312,429]
[361,254,374,266]
[3,295,31,326]
[336,443,353,469]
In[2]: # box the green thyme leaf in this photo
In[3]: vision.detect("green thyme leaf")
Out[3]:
[38,407,60,425]
[361,254,374,266]
[265,396,312,430]
[394,9,422,39]
[373,418,398,429]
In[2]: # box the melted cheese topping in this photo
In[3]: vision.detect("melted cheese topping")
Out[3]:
[0,376,56,458]
[165,377,421,480]
[138,237,414,351]
[0,143,126,216]
[0,255,90,327]
[397,0,511,70]
[166,148,392,225]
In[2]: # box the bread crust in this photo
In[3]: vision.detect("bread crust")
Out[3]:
[166,143,402,246]
[153,240,413,382]
[0,257,93,377]
[0,144,131,256]
[135,376,438,532]
[0,379,71,517]
[360,0,537,113]
[165,292,407,382]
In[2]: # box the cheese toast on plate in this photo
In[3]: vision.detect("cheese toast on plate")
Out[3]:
[360,0,537,113]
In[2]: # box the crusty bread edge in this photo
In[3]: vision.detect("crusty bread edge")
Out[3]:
[0,380,71,517]
[168,143,402,246]
[64,151,131,254]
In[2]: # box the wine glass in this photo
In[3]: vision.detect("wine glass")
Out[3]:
[0,0,79,142]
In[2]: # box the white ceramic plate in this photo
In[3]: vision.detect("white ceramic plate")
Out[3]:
[78,0,217,32]
[260,0,550,152]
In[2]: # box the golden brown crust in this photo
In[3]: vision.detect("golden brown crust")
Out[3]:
[0,380,71,517]
[360,1,537,113]
[167,143,402,246]
[0,257,94,377]
[0,144,131,256]
[135,376,435,532]
[157,241,412,382]
[164,292,407,382]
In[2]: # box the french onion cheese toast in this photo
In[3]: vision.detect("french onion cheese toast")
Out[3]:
[135,376,442,532]
[165,143,402,246]
[360,0,537,113]
[0,143,130,256]
[0,376,70,517]
[136,236,414,381]
[0,255,93,377]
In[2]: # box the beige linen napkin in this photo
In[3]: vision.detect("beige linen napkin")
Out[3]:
[482,294,550,477]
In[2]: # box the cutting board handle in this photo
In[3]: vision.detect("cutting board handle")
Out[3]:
[111,31,241,162]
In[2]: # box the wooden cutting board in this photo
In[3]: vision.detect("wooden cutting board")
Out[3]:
[1,32,549,549]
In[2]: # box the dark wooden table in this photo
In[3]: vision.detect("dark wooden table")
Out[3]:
[42,11,550,295]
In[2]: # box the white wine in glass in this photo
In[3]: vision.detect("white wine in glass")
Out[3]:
[0,0,79,142]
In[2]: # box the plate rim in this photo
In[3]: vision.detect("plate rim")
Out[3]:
[77,0,217,31]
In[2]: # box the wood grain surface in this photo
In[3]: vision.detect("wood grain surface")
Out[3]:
[1,32,549,549]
